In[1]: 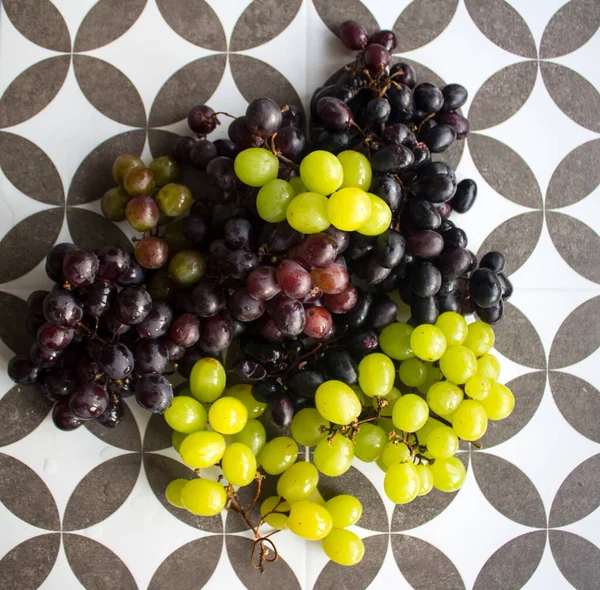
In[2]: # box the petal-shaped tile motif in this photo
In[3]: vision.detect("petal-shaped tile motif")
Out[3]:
[0,132,64,206]
[74,0,147,52]
[63,453,141,531]
[63,533,138,590]
[549,372,600,443]
[0,56,71,129]
[550,454,600,527]
[391,534,465,590]
[0,533,61,589]
[225,474,278,533]
[67,130,145,207]
[226,535,301,589]
[143,453,223,533]
[472,453,546,528]
[67,208,132,252]
[541,62,600,134]
[468,62,537,131]
[0,292,34,355]
[318,466,388,532]
[0,384,51,447]
[480,371,546,448]
[0,453,60,530]
[546,211,600,285]
[469,134,542,209]
[156,0,226,51]
[149,55,227,128]
[546,139,600,210]
[473,531,546,590]
[312,0,378,36]
[464,0,537,58]
[540,0,600,59]
[314,534,388,590]
[143,413,172,452]
[85,402,141,452]
[549,530,600,590]
[0,208,64,284]
[148,129,179,159]
[2,0,70,52]
[549,296,600,369]
[73,56,146,127]
[230,0,302,51]
[148,536,223,590]
[393,0,458,52]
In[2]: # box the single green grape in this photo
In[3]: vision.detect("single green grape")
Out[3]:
[417,363,443,395]
[480,381,514,420]
[101,186,130,221]
[465,376,492,400]
[322,529,365,566]
[287,501,333,540]
[221,442,256,487]
[452,399,488,440]
[276,461,319,502]
[373,387,402,417]
[256,178,296,222]
[415,417,445,444]
[477,354,501,380]
[286,192,330,233]
[168,250,206,285]
[439,345,478,384]
[410,324,447,361]
[123,166,155,196]
[416,464,433,496]
[288,176,307,194]
[315,380,361,425]
[356,193,392,236]
[171,430,187,453]
[181,478,227,516]
[259,437,298,475]
[165,478,188,508]
[427,381,464,416]
[327,187,372,231]
[179,431,226,469]
[290,408,329,447]
[208,396,248,435]
[260,496,290,529]
[163,396,207,434]
[426,426,459,458]
[435,312,468,346]
[382,441,411,467]
[150,156,180,186]
[232,418,266,456]
[353,423,387,462]
[189,358,226,403]
[384,462,420,504]
[112,153,144,184]
[300,150,343,195]
[358,353,395,397]
[234,147,279,187]
[337,150,372,190]
[399,357,428,387]
[226,384,266,419]
[377,457,389,472]
[324,495,362,528]
[430,456,466,492]
[314,433,353,476]
[464,321,495,356]
[125,194,159,232]
[392,393,429,432]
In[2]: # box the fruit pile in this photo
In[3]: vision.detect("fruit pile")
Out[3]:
[6,20,516,569]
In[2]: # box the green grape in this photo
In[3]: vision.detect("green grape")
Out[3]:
[382,441,411,467]
[327,187,372,231]
[322,528,365,566]
[288,176,307,194]
[276,461,319,502]
[233,419,266,456]
[377,417,395,435]
[164,395,207,434]
[379,323,414,361]
[189,358,226,403]
[286,192,331,233]
[377,457,388,472]
[426,426,459,458]
[410,324,447,361]
[315,380,361,425]
[314,433,354,476]
[358,353,395,397]
[325,495,363,528]
[417,363,443,395]
[150,156,180,186]
[480,381,514,420]
[439,345,478,384]
[181,478,227,516]
[435,312,468,346]
[299,150,343,195]
[373,387,401,417]
[337,150,372,190]
[477,354,501,380]
[221,442,257,486]
[125,194,159,232]
[101,186,130,221]
[171,430,187,453]
[384,462,420,504]
[259,437,298,475]
[179,431,226,469]
[291,408,329,447]
[426,381,464,416]
[225,384,266,419]
[208,396,248,435]
[234,147,279,187]
[392,393,429,432]
[430,456,466,492]
[356,193,392,236]
[399,357,428,387]
[260,496,290,529]
[168,250,206,285]
[288,501,333,540]
[165,478,188,508]
[112,153,144,184]
[465,376,492,400]
[415,417,445,444]
[256,178,296,223]
[123,167,155,196]
[354,423,387,462]
[464,321,495,356]
[350,384,369,406]
[416,464,433,496]
[452,400,488,440]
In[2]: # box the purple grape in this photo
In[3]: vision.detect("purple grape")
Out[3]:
[363,44,390,74]
[199,315,232,352]
[98,343,134,380]
[270,296,306,337]
[162,338,185,361]
[169,313,201,348]
[191,282,226,317]
[316,97,353,132]
[114,287,152,325]
[228,288,266,322]
[96,396,125,428]
[134,340,169,374]
[8,354,39,384]
[137,302,174,339]
[97,246,130,281]
[62,248,99,287]
[246,98,282,137]
[173,136,196,165]
[296,233,338,268]
[69,382,109,420]
[188,104,218,136]
[43,290,83,327]
[117,259,146,287]
[45,243,76,283]
[52,397,82,431]
[247,267,281,301]
[369,30,397,51]
[37,323,74,350]
[78,281,116,317]
[43,368,75,401]
[271,393,294,428]
[27,290,49,321]
[189,139,218,170]
[338,20,368,50]
[135,374,173,413]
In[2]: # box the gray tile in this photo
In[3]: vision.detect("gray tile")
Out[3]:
[85,400,141,452]
[0,292,34,355]
[549,530,600,590]
[67,208,132,253]
[0,384,51,447]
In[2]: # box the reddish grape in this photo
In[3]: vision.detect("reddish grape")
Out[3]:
[338,20,368,50]
[369,30,397,51]
[188,104,218,136]
[277,259,312,299]
[169,313,201,348]
[200,315,232,352]
[162,338,185,361]
[52,397,82,431]
[69,382,109,420]
[247,266,281,301]
[134,237,169,270]
[304,306,333,339]
[363,43,390,74]
[311,263,349,294]
[37,323,74,350]
[63,248,99,287]
[296,233,338,268]
[323,283,358,313]
[126,195,159,232]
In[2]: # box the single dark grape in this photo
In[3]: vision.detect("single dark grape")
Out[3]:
[324,226,349,254]
[420,124,457,153]
[173,136,196,165]
[346,329,379,360]
[43,290,83,327]
[246,97,282,137]
[320,349,357,384]
[213,138,237,159]
[370,174,402,211]
[251,378,284,403]
[98,343,134,379]
[271,393,294,428]
[97,246,130,281]
[363,43,390,73]
[437,247,472,279]
[323,283,358,314]
[229,288,266,322]
[436,111,470,139]
[469,268,502,308]
[234,358,268,381]
[62,248,99,287]
[114,287,152,325]
[96,396,125,428]
[411,295,439,325]
[147,269,176,303]
[256,313,284,341]
[475,299,504,325]
[497,272,513,300]
[78,280,116,317]
[69,382,109,420]
[225,250,258,280]
[390,62,417,88]
[8,354,39,384]
[451,179,477,214]
[345,234,376,262]
[369,30,397,51]
[168,313,200,348]
[224,217,253,250]
[247,267,281,301]
[316,130,351,155]
[386,85,414,120]
[409,199,441,230]
[407,230,445,259]
[135,340,169,374]
[228,116,264,150]
[137,301,174,339]
[338,291,373,329]
[162,338,185,362]
[316,97,353,132]
[411,263,442,297]
[206,156,236,191]
[281,104,304,128]
[189,139,218,170]
[338,20,368,50]
[37,323,73,351]
[52,397,82,431]
[367,296,399,331]
[437,290,462,314]
[413,82,444,113]
[199,315,232,352]
[191,282,226,317]
[443,227,468,250]
[188,104,218,136]
[135,374,173,413]
[241,339,287,367]
[268,222,305,253]
[364,98,391,125]
[375,230,406,268]
[359,256,392,285]
[28,290,49,321]
[270,295,306,337]
[479,251,506,274]
[370,144,415,173]
[117,259,146,287]
[43,368,75,401]
[273,126,306,162]
[286,369,324,398]
[441,83,468,111]
[382,122,414,146]
[183,215,209,247]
